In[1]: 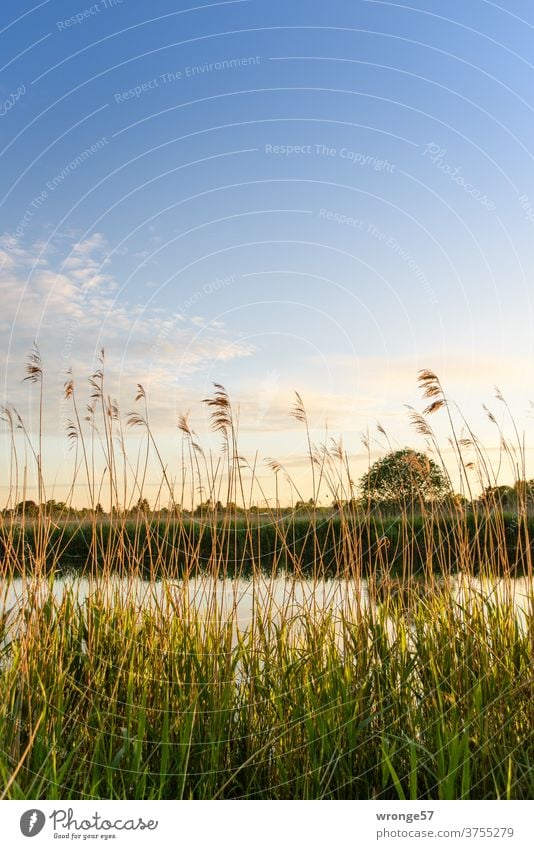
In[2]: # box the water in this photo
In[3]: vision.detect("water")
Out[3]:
[0,574,370,635]
[1,574,531,636]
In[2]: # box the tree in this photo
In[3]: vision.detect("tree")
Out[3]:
[194,499,219,516]
[45,499,68,515]
[294,498,315,510]
[476,482,534,513]
[225,501,245,515]
[477,485,515,512]
[15,500,39,517]
[131,497,151,515]
[360,448,450,507]
[513,480,534,507]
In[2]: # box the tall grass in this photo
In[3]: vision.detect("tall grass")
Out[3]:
[0,355,532,799]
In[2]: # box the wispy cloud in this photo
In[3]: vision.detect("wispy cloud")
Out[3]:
[2,234,532,473]
[0,234,255,423]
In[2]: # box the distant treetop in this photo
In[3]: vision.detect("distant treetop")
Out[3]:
[360,448,450,505]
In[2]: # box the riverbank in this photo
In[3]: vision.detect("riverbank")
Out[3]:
[0,570,531,799]
[1,513,532,578]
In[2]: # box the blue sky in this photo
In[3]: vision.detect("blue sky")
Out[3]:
[2,0,534,505]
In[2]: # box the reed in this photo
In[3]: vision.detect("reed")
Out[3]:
[0,355,531,799]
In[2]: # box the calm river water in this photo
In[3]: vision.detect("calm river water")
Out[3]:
[1,574,532,634]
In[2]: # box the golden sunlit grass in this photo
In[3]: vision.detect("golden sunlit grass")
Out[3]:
[0,353,532,799]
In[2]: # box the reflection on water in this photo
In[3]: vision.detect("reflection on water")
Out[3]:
[1,575,370,636]
[1,574,532,637]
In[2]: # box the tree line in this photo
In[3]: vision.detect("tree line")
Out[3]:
[4,448,534,518]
